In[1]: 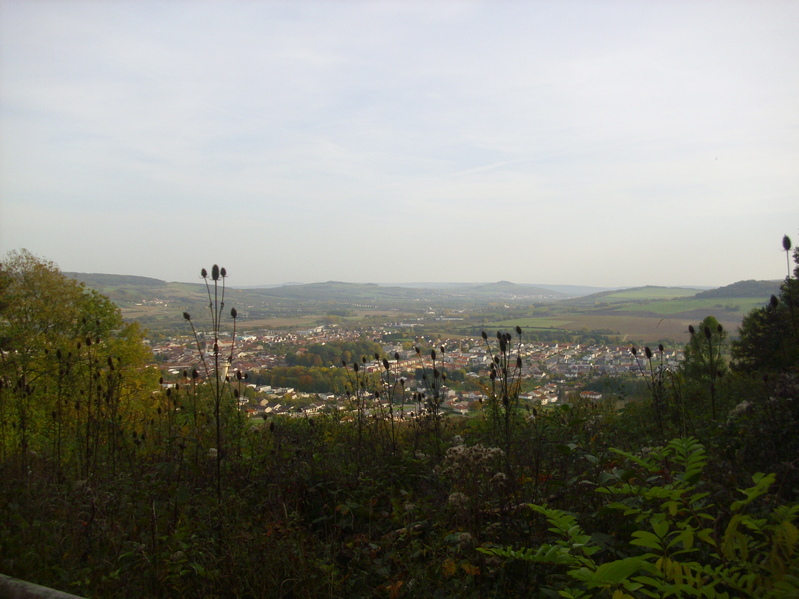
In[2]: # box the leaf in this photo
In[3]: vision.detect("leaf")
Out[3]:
[574,557,654,586]
[631,531,663,551]
[461,561,480,576]
[442,558,457,578]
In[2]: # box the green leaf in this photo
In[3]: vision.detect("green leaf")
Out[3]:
[631,531,663,551]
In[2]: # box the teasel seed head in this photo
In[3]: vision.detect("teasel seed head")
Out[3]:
[783,235,792,252]
[516,325,522,335]
[630,346,637,356]
[481,331,487,340]
[212,265,220,280]
[231,307,237,318]
[183,312,191,321]
[382,358,390,371]
[658,344,664,353]
[645,346,652,359]
[704,326,712,339]
[220,267,227,278]
[688,325,695,335]
[201,268,208,278]
[770,294,779,308]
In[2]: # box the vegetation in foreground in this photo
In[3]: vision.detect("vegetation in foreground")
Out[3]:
[1,241,798,598]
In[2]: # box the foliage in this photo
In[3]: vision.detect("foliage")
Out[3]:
[3,237,799,598]
[0,249,157,476]
[732,246,799,375]
[480,437,799,598]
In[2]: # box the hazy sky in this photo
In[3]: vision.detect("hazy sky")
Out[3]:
[1,1,797,288]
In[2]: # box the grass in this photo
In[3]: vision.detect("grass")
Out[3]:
[606,296,766,315]
[483,317,571,329]
[599,287,699,300]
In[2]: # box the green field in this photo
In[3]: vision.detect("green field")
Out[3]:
[608,296,767,316]
[599,287,699,300]
[486,317,571,329]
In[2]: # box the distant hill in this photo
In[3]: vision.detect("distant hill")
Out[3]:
[693,280,781,300]
[65,272,168,288]
[569,285,701,304]
[459,281,568,299]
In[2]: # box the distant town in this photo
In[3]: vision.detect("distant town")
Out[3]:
[148,322,683,421]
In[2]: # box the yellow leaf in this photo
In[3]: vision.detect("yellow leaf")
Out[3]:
[461,562,480,576]
[442,558,457,578]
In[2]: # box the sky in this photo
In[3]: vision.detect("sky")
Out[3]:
[1,1,798,288]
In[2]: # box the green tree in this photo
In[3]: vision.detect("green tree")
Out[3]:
[680,315,728,421]
[732,245,799,374]
[0,249,156,473]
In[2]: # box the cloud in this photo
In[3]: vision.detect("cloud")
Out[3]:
[1,0,798,286]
